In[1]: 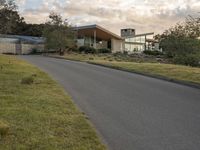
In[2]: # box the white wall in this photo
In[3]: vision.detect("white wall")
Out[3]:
[77,39,85,47]
[111,39,124,53]
[0,43,16,54]
[21,44,44,54]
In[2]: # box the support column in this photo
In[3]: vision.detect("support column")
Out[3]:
[94,30,96,49]
[144,35,147,51]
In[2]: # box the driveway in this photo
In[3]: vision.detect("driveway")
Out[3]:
[20,55,200,150]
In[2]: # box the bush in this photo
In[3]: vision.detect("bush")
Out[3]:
[174,54,200,67]
[98,48,111,53]
[143,50,163,56]
[113,51,125,57]
[69,47,78,52]
[79,46,96,54]
[0,121,9,138]
[21,76,34,84]
[31,48,38,54]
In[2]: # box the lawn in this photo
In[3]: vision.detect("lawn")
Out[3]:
[51,52,159,63]
[90,60,200,85]
[0,54,106,150]
[52,53,200,85]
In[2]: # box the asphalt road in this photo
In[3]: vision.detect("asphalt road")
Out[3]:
[20,55,200,150]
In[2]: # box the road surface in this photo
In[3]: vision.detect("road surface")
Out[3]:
[20,55,200,150]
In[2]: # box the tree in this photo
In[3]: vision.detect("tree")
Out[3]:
[155,15,200,66]
[43,12,75,55]
[19,23,45,36]
[47,12,63,26]
[0,0,25,34]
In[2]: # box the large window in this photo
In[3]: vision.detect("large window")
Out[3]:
[125,43,145,52]
[125,36,145,44]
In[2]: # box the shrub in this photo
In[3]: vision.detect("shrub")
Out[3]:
[0,121,9,138]
[98,48,111,53]
[123,51,128,55]
[31,48,38,54]
[113,51,125,57]
[79,46,96,54]
[173,54,200,67]
[89,57,94,60]
[68,46,78,52]
[143,50,163,56]
[21,76,34,84]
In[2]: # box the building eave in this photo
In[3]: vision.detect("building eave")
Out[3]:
[74,24,123,40]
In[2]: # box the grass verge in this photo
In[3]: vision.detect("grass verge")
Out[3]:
[0,54,106,150]
[90,60,200,85]
[50,53,200,86]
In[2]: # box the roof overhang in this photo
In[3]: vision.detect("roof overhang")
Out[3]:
[125,32,154,38]
[74,25,123,41]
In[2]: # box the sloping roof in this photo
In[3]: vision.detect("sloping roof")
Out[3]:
[74,24,123,40]
[0,34,45,44]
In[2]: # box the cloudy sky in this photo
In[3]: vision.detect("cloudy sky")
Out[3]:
[16,0,200,35]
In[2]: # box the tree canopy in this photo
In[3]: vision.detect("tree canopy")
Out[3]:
[0,0,45,36]
[0,0,25,34]
[43,12,75,54]
[155,15,200,66]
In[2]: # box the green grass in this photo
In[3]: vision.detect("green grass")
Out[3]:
[91,60,200,84]
[51,52,158,63]
[0,55,106,150]
[53,53,200,85]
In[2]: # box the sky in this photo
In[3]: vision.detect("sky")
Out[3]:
[16,0,200,35]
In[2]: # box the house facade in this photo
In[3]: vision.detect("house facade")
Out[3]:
[75,24,160,53]
[74,25,124,53]
[122,29,160,53]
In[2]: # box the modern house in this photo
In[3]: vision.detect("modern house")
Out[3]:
[121,28,160,53]
[75,24,160,53]
[74,25,125,53]
[0,34,44,54]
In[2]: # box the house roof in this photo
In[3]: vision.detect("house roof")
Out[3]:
[74,24,123,40]
[0,34,45,44]
[125,32,154,38]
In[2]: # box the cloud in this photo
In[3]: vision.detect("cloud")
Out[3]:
[17,0,200,34]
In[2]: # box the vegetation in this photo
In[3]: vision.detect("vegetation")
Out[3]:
[0,54,106,150]
[0,121,9,138]
[73,46,112,54]
[90,60,200,85]
[155,15,200,67]
[97,48,111,54]
[43,12,75,55]
[50,53,200,85]
[143,50,163,56]
[78,46,96,54]
[0,0,24,35]
[20,75,34,85]
[0,0,45,36]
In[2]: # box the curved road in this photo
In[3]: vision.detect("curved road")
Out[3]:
[20,55,200,150]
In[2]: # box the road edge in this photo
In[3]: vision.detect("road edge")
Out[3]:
[46,55,200,89]
[89,62,200,89]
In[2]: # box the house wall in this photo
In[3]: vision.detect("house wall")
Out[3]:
[77,39,85,47]
[21,44,44,54]
[111,39,124,53]
[0,43,16,54]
